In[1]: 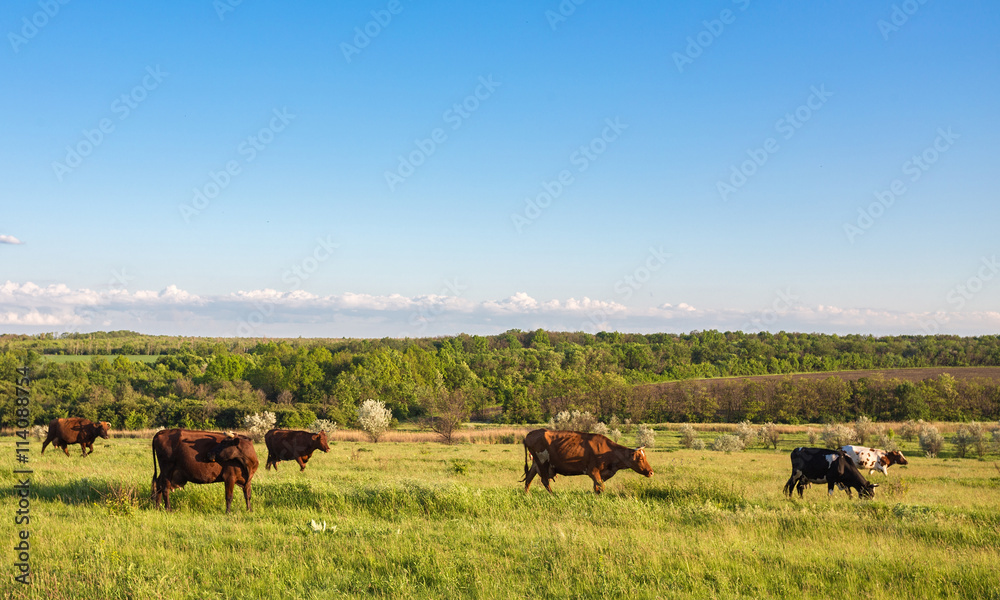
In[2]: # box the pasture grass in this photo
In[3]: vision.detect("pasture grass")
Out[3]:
[3,429,1000,599]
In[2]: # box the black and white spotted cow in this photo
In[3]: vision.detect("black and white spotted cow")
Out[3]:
[783,447,878,499]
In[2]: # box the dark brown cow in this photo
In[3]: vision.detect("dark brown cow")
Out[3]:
[41,418,110,456]
[151,429,258,513]
[521,428,653,494]
[263,429,330,471]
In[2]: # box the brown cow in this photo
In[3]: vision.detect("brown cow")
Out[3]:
[521,428,653,494]
[263,429,330,471]
[151,429,258,513]
[41,418,111,456]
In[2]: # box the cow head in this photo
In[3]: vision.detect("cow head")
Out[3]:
[857,481,879,499]
[96,421,111,439]
[314,431,330,453]
[630,447,654,478]
[211,435,255,467]
[886,450,908,466]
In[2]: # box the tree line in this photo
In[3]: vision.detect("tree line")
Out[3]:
[1,330,998,429]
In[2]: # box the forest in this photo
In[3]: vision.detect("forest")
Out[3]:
[1,329,999,429]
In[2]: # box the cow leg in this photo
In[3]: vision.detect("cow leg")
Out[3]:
[41,437,51,454]
[589,471,604,494]
[796,479,806,498]
[296,456,307,471]
[539,469,555,494]
[63,443,71,457]
[783,475,797,498]
[243,481,253,512]
[523,463,537,493]
[225,478,235,514]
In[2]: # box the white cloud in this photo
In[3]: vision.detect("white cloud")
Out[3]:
[1,280,999,337]
[0,235,24,245]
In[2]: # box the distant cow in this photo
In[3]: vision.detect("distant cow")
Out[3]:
[521,429,653,494]
[41,418,110,457]
[784,447,878,499]
[263,429,330,471]
[841,445,908,476]
[151,429,258,513]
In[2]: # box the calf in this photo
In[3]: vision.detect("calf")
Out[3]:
[522,429,653,494]
[841,445,908,476]
[783,447,877,499]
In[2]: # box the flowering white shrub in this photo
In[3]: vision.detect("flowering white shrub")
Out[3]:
[806,427,818,445]
[357,399,392,442]
[548,410,597,432]
[309,419,337,435]
[918,424,944,458]
[678,423,699,449]
[30,425,48,441]
[759,422,780,450]
[821,424,853,448]
[734,420,758,447]
[592,422,610,437]
[636,424,656,448]
[243,411,276,442]
[853,416,878,446]
[711,434,745,453]
[608,428,622,443]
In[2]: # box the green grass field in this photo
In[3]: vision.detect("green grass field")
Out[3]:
[3,429,1000,599]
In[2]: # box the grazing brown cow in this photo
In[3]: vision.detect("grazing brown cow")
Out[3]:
[41,418,111,456]
[151,429,258,513]
[521,428,654,494]
[263,429,330,471]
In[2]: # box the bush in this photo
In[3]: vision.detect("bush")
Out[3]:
[636,424,655,448]
[918,424,944,458]
[592,422,610,437]
[607,428,622,443]
[711,434,745,453]
[877,433,899,453]
[678,423,698,449]
[548,410,597,433]
[805,428,818,446]
[308,419,337,435]
[243,411,276,442]
[821,423,853,448]
[30,424,47,441]
[853,416,878,446]
[734,420,758,448]
[952,422,987,459]
[759,422,780,450]
[899,420,920,442]
[690,438,706,451]
[424,389,470,445]
[357,399,392,442]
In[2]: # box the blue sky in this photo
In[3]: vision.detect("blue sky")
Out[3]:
[2,0,998,338]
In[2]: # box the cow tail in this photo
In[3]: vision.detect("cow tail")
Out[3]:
[521,442,529,483]
[151,441,158,498]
